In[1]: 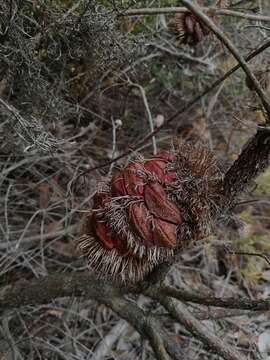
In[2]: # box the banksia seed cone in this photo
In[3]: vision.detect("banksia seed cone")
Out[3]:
[78,144,220,283]
[170,12,216,46]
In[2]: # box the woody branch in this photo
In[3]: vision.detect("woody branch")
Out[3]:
[0,272,254,360]
[119,7,270,23]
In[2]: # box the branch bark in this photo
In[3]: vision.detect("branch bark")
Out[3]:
[2,272,270,359]
[0,272,182,360]
[2,272,270,316]
[160,285,270,310]
[179,0,270,119]
[222,128,270,203]
[119,7,270,23]
[159,297,246,360]
[103,296,172,360]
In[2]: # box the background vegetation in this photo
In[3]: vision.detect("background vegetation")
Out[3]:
[1,0,270,359]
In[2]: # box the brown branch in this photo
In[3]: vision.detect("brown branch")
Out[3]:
[99,294,183,360]
[119,7,270,23]
[180,0,270,119]
[160,285,270,310]
[0,264,170,310]
[159,296,246,360]
[228,250,270,267]
[195,308,257,321]
[0,273,117,311]
[222,128,270,203]
[104,296,172,360]
[2,272,270,314]
[0,272,183,360]
[2,272,270,359]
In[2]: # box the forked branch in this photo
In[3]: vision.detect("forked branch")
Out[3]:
[1,272,263,360]
[180,0,270,119]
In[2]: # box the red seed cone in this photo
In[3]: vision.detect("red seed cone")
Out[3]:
[77,144,220,283]
[170,11,218,46]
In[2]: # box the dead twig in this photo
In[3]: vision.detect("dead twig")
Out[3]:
[0,225,77,251]
[180,0,270,120]
[159,285,270,310]
[127,79,157,155]
[73,38,270,181]
[159,296,246,360]
[0,97,63,154]
[91,320,128,360]
[3,272,266,359]
[119,7,270,23]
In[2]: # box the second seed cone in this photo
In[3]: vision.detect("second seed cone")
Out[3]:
[170,11,217,46]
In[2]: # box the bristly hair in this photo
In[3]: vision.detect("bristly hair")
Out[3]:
[168,142,222,245]
[103,197,174,263]
[77,234,155,283]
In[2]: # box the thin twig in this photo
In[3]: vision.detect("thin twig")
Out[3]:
[74,38,270,180]
[147,42,212,67]
[119,6,270,23]
[180,0,270,119]
[108,117,120,175]
[159,285,270,310]
[0,225,77,251]
[0,97,62,153]
[159,296,246,360]
[128,79,157,155]
[91,320,128,360]
[230,250,270,267]
[1,314,24,360]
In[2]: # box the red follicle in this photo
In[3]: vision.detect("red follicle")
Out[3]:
[123,162,145,196]
[92,213,114,250]
[144,159,167,183]
[144,159,176,185]
[128,202,154,246]
[111,172,127,196]
[152,218,177,247]
[144,182,182,225]
[163,171,177,184]
[78,145,218,283]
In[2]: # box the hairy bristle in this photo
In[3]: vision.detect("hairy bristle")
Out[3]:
[77,235,155,283]
[126,234,174,262]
